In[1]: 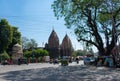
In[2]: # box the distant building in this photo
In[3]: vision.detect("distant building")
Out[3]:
[45,29,73,59]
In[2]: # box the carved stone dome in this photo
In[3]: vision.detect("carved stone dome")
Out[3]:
[12,43,22,53]
[12,43,23,64]
[46,29,60,58]
[61,34,73,56]
[61,34,72,49]
[48,29,59,48]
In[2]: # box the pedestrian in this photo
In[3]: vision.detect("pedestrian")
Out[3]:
[76,57,79,64]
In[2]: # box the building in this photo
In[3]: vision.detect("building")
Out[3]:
[60,34,73,57]
[45,29,73,59]
[45,30,60,59]
[12,43,23,64]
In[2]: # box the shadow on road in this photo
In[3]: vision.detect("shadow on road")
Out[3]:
[0,66,120,81]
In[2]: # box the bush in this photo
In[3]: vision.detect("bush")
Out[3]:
[61,59,68,66]
[0,51,10,60]
[30,58,35,63]
[24,50,32,58]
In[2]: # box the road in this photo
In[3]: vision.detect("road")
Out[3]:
[0,61,84,73]
[0,61,120,81]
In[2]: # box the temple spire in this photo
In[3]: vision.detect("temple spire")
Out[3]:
[47,29,59,58]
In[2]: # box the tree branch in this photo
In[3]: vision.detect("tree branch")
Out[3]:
[79,38,98,47]
[116,23,120,28]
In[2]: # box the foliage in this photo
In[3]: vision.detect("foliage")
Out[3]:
[52,0,120,56]
[11,27,21,44]
[33,49,49,58]
[72,50,90,57]
[21,37,29,50]
[7,27,21,54]
[24,50,32,58]
[0,19,13,53]
[42,50,49,56]
[76,50,85,56]
[0,19,21,55]
[22,37,38,50]
[61,59,68,66]
[0,51,10,60]
[72,51,77,57]
[23,49,49,59]
[33,49,42,58]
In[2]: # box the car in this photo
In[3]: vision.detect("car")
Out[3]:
[84,56,95,65]
[53,59,59,64]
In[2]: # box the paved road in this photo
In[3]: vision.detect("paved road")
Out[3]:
[0,61,120,81]
[0,61,84,73]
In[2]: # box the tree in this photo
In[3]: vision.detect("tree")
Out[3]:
[33,49,49,58]
[0,19,13,53]
[42,50,49,56]
[76,50,85,56]
[28,39,38,49]
[22,37,38,50]
[24,50,32,58]
[32,49,49,63]
[24,50,32,63]
[33,49,41,58]
[7,27,21,55]
[0,51,10,61]
[21,37,29,50]
[52,0,120,56]
[0,19,21,55]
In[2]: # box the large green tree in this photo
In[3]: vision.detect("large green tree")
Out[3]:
[0,19,21,55]
[52,0,120,56]
[7,27,21,54]
[0,19,13,53]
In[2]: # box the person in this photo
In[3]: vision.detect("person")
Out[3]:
[109,58,113,67]
[97,59,102,66]
[76,57,79,64]
[18,58,21,65]
[3,59,8,65]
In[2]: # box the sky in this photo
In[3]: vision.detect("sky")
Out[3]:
[0,0,93,51]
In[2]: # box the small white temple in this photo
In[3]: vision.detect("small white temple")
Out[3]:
[12,43,23,64]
